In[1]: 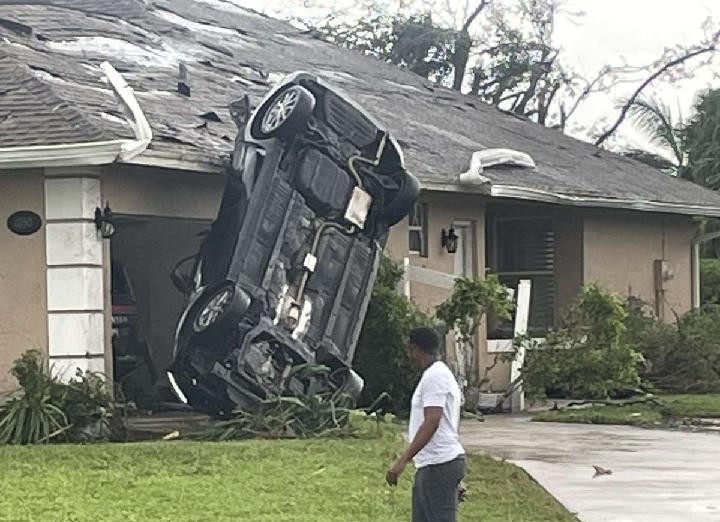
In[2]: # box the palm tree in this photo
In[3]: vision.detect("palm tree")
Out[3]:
[623,96,687,177]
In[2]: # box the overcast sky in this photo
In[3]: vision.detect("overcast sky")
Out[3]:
[230,0,720,153]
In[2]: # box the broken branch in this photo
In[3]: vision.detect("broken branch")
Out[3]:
[594,42,719,147]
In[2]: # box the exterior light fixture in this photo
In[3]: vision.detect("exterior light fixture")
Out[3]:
[441,227,458,254]
[94,202,115,239]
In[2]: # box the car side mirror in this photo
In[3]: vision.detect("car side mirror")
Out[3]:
[170,255,198,293]
[229,95,251,131]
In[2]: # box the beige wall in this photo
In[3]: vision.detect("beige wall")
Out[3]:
[103,165,224,220]
[554,208,584,319]
[0,169,47,391]
[583,210,695,321]
[384,191,502,387]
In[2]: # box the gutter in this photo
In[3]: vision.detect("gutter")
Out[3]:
[0,62,151,170]
[489,184,720,218]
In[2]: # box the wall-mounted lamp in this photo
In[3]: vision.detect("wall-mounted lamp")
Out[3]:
[94,202,115,239]
[441,227,458,254]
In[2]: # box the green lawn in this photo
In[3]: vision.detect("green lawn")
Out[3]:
[0,438,577,522]
[533,394,720,427]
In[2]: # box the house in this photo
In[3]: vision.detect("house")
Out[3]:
[2,0,720,393]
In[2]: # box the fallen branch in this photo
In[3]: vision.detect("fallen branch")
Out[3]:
[595,38,719,147]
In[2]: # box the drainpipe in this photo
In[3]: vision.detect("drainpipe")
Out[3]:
[691,230,720,308]
[0,63,151,169]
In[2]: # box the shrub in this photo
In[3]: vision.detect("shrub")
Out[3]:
[701,258,720,304]
[353,255,429,414]
[0,351,68,444]
[626,301,720,393]
[435,275,515,404]
[0,350,120,444]
[521,285,644,401]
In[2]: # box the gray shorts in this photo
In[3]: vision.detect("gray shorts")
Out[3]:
[412,455,467,522]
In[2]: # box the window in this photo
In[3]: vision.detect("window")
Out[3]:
[408,202,428,257]
[488,217,555,337]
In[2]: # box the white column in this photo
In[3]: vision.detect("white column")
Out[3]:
[510,279,532,413]
[44,169,106,381]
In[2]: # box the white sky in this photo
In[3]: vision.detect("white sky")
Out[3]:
[230,0,720,152]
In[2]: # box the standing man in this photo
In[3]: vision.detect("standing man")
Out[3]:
[386,327,466,522]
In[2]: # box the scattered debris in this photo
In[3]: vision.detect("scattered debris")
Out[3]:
[177,61,190,97]
[593,465,613,478]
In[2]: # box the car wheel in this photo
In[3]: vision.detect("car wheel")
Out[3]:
[253,85,315,140]
[191,283,251,336]
[380,172,420,227]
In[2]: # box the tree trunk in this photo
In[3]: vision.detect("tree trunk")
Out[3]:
[451,30,472,92]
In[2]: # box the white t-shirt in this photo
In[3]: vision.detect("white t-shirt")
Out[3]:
[408,361,465,468]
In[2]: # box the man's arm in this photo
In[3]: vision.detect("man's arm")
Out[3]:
[386,407,442,486]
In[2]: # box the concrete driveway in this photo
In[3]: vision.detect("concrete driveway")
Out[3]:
[461,416,720,522]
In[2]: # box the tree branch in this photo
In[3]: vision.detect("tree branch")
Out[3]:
[595,45,718,147]
[462,0,490,32]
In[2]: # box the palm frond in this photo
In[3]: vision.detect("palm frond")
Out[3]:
[628,97,685,168]
[623,149,678,173]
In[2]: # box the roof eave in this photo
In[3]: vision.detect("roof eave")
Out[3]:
[490,184,720,218]
[0,141,125,170]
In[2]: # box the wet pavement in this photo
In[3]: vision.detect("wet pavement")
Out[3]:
[461,415,720,522]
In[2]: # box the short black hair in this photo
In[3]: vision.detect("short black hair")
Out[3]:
[409,327,439,354]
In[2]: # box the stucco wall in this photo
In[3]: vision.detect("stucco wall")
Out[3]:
[583,210,695,321]
[0,169,47,391]
[554,208,584,319]
[103,165,224,220]
[384,192,505,387]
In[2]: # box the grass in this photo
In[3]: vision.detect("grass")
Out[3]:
[0,437,577,522]
[533,404,663,426]
[533,393,720,427]
[660,394,720,418]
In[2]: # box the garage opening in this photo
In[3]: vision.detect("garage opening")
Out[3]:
[110,216,210,407]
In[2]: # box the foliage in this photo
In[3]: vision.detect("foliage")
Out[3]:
[0,351,68,444]
[436,275,514,399]
[354,255,429,413]
[627,303,720,393]
[309,1,587,128]
[625,96,687,176]
[436,275,515,344]
[701,258,720,296]
[0,440,578,522]
[683,89,720,190]
[0,350,119,444]
[521,285,644,400]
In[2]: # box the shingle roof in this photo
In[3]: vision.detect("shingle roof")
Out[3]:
[2,0,720,214]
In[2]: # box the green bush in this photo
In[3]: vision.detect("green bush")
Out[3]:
[0,350,119,444]
[701,258,720,304]
[353,255,429,414]
[0,352,68,444]
[626,301,720,393]
[521,285,644,400]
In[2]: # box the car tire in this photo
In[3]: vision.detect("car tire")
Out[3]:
[380,172,420,227]
[190,282,251,337]
[252,85,316,140]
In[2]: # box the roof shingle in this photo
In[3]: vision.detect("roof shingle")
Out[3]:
[1,0,720,213]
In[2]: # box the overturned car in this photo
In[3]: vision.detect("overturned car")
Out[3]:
[167,72,419,417]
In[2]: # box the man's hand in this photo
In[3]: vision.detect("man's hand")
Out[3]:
[385,458,407,486]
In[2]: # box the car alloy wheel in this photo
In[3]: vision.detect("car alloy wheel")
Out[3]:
[194,287,234,333]
[261,88,300,135]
